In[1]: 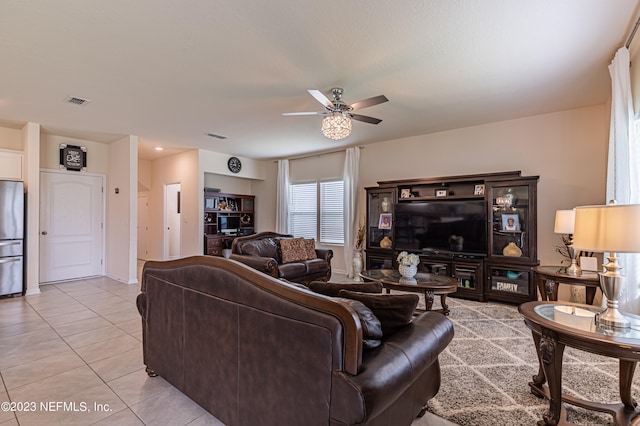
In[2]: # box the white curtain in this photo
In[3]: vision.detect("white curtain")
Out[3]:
[343,147,360,278]
[275,159,290,234]
[606,47,640,313]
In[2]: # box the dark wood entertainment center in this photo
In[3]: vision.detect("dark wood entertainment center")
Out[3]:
[203,190,255,256]
[365,171,539,303]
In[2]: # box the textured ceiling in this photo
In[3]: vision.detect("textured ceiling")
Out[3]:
[1,1,639,160]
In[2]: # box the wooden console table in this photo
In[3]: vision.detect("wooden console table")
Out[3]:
[519,301,640,426]
[533,265,600,305]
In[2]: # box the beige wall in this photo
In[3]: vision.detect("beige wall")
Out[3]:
[261,105,609,275]
[106,136,138,284]
[40,134,109,174]
[0,127,22,150]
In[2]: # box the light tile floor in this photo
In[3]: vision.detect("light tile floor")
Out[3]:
[0,271,454,426]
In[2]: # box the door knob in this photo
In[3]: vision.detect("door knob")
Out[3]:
[41,231,48,235]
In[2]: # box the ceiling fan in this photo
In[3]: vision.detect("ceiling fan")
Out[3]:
[283,88,388,140]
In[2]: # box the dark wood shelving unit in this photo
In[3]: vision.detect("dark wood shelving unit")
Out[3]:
[203,190,255,256]
[365,171,539,303]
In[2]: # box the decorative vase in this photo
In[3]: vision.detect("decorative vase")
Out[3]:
[380,235,392,248]
[502,242,522,257]
[352,250,364,282]
[380,197,391,213]
[399,264,417,278]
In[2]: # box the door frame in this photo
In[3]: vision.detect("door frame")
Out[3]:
[164,182,181,260]
[39,169,106,282]
[137,194,149,260]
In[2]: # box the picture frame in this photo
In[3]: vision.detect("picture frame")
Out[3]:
[501,213,520,231]
[436,189,447,197]
[580,256,598,272]
[474,184,485,196]
[400,188,412,199]
[378,213,392,229]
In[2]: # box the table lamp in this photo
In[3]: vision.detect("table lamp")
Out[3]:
[572,203,640,329]
[554,209,581,276]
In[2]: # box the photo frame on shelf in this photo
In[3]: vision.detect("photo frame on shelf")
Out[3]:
[378,213,392,229]
[474,184,485,196]
[436,189,447,197]
[501,213,520,231]
[400,188,412,198]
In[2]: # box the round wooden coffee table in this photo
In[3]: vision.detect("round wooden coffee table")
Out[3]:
[359,269,458,315]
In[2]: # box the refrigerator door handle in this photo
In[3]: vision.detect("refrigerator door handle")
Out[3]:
[0,257,21,264]
[0,241,21,247]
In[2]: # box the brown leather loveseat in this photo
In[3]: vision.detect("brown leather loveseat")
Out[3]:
[137,256,454,426]
[230,231,332,283]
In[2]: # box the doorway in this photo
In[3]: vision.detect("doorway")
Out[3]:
[40,171,104,283]
[164,183,181,259]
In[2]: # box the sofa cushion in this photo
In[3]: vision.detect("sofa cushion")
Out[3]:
[338,291,419,337]
[308,281,383,297]
[303,258,329,276]
[303,238,317,259]
[335,297,383,350]
[241,238,280,261]
[280,238,308,263]
[278,262,307,279]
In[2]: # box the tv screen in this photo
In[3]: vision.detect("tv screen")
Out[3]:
[218,216,241,233]
[394,200,487,255]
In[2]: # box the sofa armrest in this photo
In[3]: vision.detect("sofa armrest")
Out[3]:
[229,254,278,277]
[315,248,333,263]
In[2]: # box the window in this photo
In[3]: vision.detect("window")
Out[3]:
[289,180,344,244]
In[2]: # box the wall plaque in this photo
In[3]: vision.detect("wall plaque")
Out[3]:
[59,144,87,171]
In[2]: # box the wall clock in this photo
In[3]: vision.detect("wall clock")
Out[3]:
[228,156,242,173]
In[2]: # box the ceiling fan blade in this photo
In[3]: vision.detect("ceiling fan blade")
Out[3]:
[308,89,335,109]
[350,114,382,125]
[349,95,389,111]
[282,111,322,116]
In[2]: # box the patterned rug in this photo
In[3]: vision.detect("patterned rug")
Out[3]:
[410,296,638,426]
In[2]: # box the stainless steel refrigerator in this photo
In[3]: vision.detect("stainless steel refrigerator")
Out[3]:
[0,180,24,296]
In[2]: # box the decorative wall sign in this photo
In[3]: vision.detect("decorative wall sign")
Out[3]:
[59,144,87,171]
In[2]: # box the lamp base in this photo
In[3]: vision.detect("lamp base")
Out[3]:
[596,268,630,329]
[565,244,581,276]
[596,307,630,329]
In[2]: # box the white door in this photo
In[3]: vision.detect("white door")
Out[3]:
[137,195,149,260]
[40,172,104,283]
[164,183,181,259]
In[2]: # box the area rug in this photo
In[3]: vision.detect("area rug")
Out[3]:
[412,297,638,426]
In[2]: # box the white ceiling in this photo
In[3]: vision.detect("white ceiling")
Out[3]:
[1,1,639,161]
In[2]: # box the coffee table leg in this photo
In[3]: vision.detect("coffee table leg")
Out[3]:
[539,331,565,426]
[424,290,434,311]
[620,360,638,410]
[440,294,449,315]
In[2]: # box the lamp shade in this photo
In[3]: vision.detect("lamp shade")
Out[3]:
[572,204,640,253]
[553,209,575,234]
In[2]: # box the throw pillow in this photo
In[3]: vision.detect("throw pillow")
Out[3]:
[338,291,419,337]
[335,297,383,350]
[303,238,317,259]
[308,281,383,297]
[279,238,308,264]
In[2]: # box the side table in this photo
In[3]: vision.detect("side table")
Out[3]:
[533,265,600,304]
[519,301,640,426]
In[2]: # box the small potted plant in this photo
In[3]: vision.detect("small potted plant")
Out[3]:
[397,251,419,278]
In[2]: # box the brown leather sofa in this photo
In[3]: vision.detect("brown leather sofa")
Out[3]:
[137,256,454,426]
[230,231,332,283]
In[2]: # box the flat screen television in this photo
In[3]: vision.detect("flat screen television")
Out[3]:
[218,216,241,234]
[394,200,487,255]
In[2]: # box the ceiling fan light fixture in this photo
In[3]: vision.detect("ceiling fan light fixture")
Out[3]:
[321,113,352,140]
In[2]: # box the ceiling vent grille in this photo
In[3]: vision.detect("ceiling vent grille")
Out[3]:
[206,133,227,139]
[65,96,90,106]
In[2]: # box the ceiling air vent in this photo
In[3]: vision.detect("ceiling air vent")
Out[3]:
[206,133,227,139]
[65,96,90,106]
